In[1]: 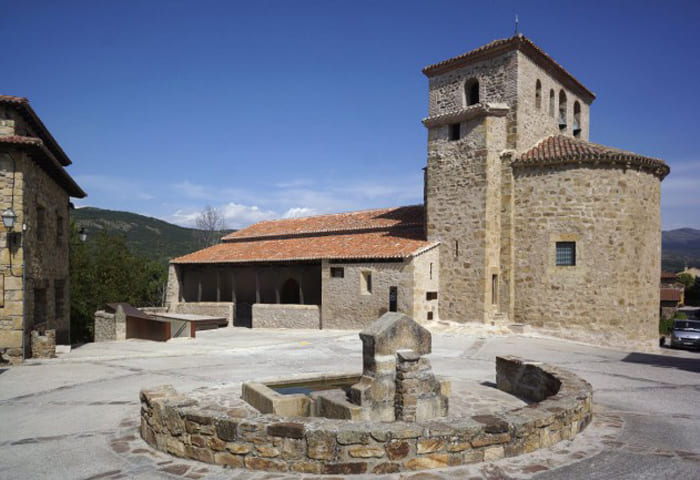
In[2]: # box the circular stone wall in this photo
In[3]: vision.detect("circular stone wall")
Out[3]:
[139,356,592,474]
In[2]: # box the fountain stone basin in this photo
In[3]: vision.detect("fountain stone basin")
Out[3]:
[242,312,450,422]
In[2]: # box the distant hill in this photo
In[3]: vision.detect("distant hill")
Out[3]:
[71,207,699,273]
[71,207,233,266]
[662,228,700,272]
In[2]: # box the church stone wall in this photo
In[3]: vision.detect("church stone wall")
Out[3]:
[410,247,440,322]
[427,51,516,116]
[512,165,661,344]
[321,260,413,329]
[515,51,591,152]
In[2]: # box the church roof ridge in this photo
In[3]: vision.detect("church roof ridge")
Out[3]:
[222,204,425,242]
[422,35,595,103]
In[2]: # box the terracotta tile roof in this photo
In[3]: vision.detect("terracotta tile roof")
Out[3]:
[174,205,436,264]
[0,95,28,104]
[0,94,72,166]
[223,205,425,241]
[422,35,595,102]
[514,135,670,180]
[0,134,86,198]
[661,271,678,280]
[660,288,682,302]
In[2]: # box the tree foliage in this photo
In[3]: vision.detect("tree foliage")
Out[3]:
[677,273,695,290]
[69,222,167,343]
[195,205,226,249]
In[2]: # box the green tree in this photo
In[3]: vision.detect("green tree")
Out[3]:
[677,272,695,290]
[69,223,167,343]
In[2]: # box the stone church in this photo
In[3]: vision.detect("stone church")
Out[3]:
[167,35,669,344]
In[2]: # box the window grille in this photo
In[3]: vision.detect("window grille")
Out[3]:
[556,242,576,266]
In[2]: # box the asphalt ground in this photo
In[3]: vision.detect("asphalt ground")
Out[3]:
[0,328,698,480]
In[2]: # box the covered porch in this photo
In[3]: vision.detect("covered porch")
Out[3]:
[171,262,322,328]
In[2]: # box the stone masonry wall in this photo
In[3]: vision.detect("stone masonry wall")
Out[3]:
[321,260,413,330]
[410,247,439,323]
[427,51,516,116]
[426,114,500,323]
[0,146,71,362]
[252,304,320,329]
[139,356,592,474]
[512,165,662,344]
[515,51,591,152]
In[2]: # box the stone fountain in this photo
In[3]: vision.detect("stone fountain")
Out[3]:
[139,312,594,474]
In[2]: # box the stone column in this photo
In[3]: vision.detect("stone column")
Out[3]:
[255,271,260,304]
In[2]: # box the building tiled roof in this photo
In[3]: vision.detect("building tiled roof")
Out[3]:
[0,134,86,198]
[661,271,678,280]
[422,35,595,102]
[223,205,425,241]
[0,94,72,166]
[173,206,436,264]
[514,135,670,180]
[660,288,682,302]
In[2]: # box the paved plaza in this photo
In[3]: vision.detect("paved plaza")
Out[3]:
[0,328,698,479]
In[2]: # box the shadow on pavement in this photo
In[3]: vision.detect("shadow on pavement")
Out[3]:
[622,352,700,374]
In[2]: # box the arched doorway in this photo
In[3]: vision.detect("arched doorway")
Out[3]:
[280,278,300,304]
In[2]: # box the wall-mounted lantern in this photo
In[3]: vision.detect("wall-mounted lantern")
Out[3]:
[1,208,16,229]
[78,227,87,243]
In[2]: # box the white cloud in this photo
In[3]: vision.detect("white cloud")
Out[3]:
[283,207,318,218]
[219,202,276,229]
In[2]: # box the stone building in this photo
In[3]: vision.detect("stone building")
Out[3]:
[0,95,86,363]
[168,35,669,344]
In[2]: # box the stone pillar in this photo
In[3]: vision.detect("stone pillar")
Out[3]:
[255,272,260,304]
[395,350,447,422]
[30,329,56,358]
[231,272,237,303]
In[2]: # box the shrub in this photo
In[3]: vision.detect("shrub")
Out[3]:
[659,316,675,335]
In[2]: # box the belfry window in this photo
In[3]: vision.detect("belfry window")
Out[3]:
[556,242,576,266]
[535,80,542,109]
[558,90,567,130]
[573,101,582,138]
[465,79,479,106]
[549,89,555,117]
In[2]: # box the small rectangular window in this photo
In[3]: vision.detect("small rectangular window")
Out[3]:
[556,242,576,266]
[429,262,433,280]
[426,291,438,301]
[491,274,498,304]
[427,311,434,320]
[330,267,344,278]
[448,123,460,141]
[361,271,372,294]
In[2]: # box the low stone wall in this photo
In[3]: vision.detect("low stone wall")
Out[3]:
[252,304,320,329]
[94,308,127,342]
[139,356,592,474]
[30,329,55,358]
[171,302,234,327]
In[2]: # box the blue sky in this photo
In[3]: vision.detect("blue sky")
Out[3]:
[3,1,699,230]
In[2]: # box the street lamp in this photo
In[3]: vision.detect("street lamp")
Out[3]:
[78,227,87,243]
[1,208,16,229]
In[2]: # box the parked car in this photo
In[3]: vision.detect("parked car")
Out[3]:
[669,319,700,350]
